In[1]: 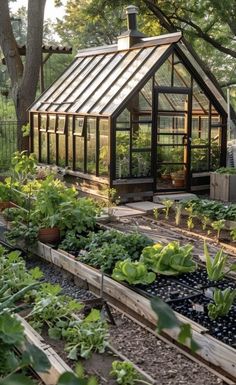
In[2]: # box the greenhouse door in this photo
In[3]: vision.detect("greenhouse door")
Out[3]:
[154,87,192,192]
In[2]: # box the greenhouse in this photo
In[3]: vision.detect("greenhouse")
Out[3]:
[30,6,228,201]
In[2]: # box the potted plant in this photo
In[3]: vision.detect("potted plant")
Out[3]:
[171,169,185,188]
[160,166,172,181]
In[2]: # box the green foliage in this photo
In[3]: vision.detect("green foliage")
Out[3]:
[112,259,156,285]
[215,167,236,175]
[59,309,109,360]
[230,228,236,241]
[59,231,89,253]
[110,361,143,385]
[162,199,174,220]
[81,243,129,273]
[211,219,225,239]
[201,215,211,231]
[141,242,197,275]
[151,297,199,351]
[28,283,83,333]
[204,241,236,281]
[0,181,10,202]
[182,198,236,221]
[11,151,37,183]
[208,288,236,320]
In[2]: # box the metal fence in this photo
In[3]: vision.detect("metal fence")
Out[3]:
[0,121,18,170]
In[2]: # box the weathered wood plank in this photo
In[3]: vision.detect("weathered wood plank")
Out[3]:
[17,315,72,385]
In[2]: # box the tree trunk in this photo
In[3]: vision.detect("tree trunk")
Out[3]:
[0,0,46,151]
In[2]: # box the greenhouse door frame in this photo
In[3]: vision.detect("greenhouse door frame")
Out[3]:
[153,86,192,192]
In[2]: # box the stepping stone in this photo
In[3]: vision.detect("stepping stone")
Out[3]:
[126,201,164,214]
[153,193,197,203]
[100,206,143,218]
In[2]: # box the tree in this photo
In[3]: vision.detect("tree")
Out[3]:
[0,0,46,150]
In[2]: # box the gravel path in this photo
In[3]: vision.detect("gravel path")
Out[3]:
[26,255,224,385]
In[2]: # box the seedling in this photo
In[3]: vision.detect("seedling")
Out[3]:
[208,288,236,320]
[211,219,225,239]
[110,360,151,385]
[230,228,236,242]
[201,215,210,231]
[162,199,174,220]
[175,203,182,226]
[153,208,159,221]
[204,241,236,281]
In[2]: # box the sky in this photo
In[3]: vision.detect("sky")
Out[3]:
[10,0,66,21]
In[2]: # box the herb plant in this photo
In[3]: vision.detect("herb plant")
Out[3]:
[201,215,210,231]
[153,208,159,221]
[112,259,156,285]
[230,228,236,241]
[208,288,236,320]
[215,167,236,175]
[141,242,197,275]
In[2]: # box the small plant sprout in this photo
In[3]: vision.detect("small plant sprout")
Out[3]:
[208,288,236,320]
[175,203,182,226]
[187,215,195,231]
[204,241,236,281]
[153,208,159,221]
[230,228,236,242]
[107,188,120,217]
[211,219,225,240]
[110,361,151,385]
[162,199,174,220]
[201,215,210,231]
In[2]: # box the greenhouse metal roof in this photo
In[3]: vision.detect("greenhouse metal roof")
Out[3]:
[30,31,228,117]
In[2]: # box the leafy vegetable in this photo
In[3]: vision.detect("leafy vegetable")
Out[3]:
[162,199,174,220]
[204,241,236,281]
[141,242,197,275]
[215,167,236,175]
[110,361,146,385]
[211,219,225,239]
[208,288,236,320]
[112,259,156,285]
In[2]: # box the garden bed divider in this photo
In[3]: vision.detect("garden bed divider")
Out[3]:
[29,240,236,383]
[17,314,72,385]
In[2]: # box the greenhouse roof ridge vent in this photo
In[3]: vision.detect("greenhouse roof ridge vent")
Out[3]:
[118,5,146,50]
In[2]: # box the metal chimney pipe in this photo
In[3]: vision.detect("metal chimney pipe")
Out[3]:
[126,5,138,31]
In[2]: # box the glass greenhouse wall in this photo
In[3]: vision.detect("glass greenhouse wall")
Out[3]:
[30,29,228,201]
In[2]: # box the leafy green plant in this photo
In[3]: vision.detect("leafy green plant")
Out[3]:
[80,243,129,273]
[0,182,11,202]
[162,199,174,220]
[215,167,236,175]
[59,309,109,360]
[151,297,199,351]
[57,365,98,385]
[110,361,150,385]
[59,231,89,254]
[112,259,156,285]
[204,241,236,280]
[208,288,236,320]
[0,312,50,384]
[11,151,37,183]
[201,215,210,231]
[211,219,225,239]
[230,228,236,241]
[187,215,195,230]
[27,283,83,333]
[141,242,197,275]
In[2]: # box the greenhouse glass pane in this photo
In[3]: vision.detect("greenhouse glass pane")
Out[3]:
[40,132,47,163]
[49,134,56,164]
[132,122,151,149]
[33,127,39,160]
[75,136,84,171]
[99,119,109,176]
[58,135,66,167]
[87,118,96,174]
[158,145,186,163]
[116,131,130,178]
[48,115,56,132]
[191,146,209,172]
[132,152,151,177]
[155,55,172,86]
[116,109,130,129]
[68,116,73,168]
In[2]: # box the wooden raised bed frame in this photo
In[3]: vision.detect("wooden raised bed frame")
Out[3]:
[30,241,236,384]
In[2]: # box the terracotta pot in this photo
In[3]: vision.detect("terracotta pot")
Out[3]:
[172,177,185,188]
[38,227,60,244]
[161,174,171,181]
[0,201,17,211]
